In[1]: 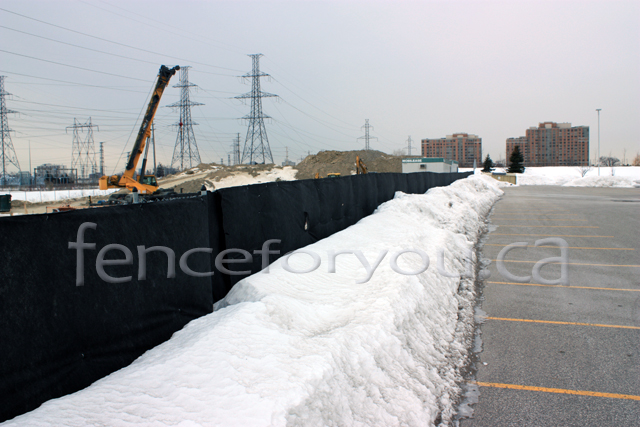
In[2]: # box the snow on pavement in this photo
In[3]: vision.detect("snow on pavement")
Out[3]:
[3,176,503,427]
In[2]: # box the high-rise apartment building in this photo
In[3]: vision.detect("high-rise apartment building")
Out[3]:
[506,122,589,167]
[421,133,482,168]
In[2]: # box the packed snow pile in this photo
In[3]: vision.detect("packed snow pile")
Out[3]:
[562,175,640,188]
[4,176,503,427]
[516,166,640,186]
[7,188,118,203]
[464,166,640,187]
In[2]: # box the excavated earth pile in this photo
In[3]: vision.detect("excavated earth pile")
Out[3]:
[293,150,403,180]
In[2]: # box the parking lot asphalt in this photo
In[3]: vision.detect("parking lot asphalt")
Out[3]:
[460,186,640,427]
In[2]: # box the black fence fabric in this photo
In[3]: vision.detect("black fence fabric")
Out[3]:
[0,197,216,422]
[0,171,470,422]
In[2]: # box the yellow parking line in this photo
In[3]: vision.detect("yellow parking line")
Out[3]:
[491,233,613,238]
[495,225,599,228]
[484,244,634,250]
[492,215,580,217]
[473,381,640,401]
[486,281,640,292]
[485,316,640,330]
[492,219,588,222]
[491,260,640,267]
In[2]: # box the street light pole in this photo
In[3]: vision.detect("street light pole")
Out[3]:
[596,108,601,176]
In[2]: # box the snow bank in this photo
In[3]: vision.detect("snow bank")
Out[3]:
[3,176,502,427]
[462,166,640,187]
[517,167,640,186]
[6,188,118,203]
[205,166,298,190]
[562,175,640,188]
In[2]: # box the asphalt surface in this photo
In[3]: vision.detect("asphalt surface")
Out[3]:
[460,186,640,427]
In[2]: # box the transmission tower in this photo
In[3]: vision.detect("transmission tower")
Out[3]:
[406,135,413,156]
[68,118,98,183]
[0,76,20,186]
[99,142,105,175]
[168,66,202,170]
[358,119,377,151]
[233,132,241,165]
[235,54,277,164]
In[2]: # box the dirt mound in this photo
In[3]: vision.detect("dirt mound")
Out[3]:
[293,150,403,180]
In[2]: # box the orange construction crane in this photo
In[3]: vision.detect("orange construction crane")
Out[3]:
[99,65,179,194]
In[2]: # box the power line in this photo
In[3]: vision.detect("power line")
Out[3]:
[0,70,150,93]
[0,25,163,67]
[0,7,241,74]
[82,0,247,60]
[0,49,154,82]
[11,98,142,114]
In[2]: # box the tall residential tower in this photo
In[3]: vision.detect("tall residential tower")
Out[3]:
[506,122,589,167]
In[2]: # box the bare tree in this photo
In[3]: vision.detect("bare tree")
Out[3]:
[599,156,620,167]
[577,164,591,177]
[599,156,620,176]
[633,153,640,166]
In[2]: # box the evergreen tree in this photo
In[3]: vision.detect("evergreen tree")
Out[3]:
[482,154,494,172]
[508,146,525,173]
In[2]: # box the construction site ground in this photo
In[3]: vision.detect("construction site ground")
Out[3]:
[1,150,408,216]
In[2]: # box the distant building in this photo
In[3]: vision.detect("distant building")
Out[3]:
[421,133,482,168]
[281,159,295,167]
[401,157,458,173]
[506,122,589,167]
[18,171,31,186]
[34,164,76,184]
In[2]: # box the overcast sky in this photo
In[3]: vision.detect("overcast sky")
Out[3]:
[1,0,638,174]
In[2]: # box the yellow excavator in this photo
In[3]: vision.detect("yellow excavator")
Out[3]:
[99,65,180,195]
[355,155,368,174]
[314,156,368,179]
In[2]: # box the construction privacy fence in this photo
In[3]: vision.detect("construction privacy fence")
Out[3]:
[0,171,471,422]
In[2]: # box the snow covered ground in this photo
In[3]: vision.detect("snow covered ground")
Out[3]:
[5,188,119,203]
[461,166,640,187]
[204,166,298,190]
[157,165,298,192]
[3,175,503,427]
